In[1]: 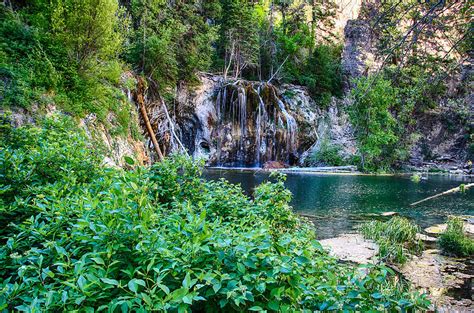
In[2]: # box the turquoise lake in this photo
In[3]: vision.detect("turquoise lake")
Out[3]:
[204,169,474,239]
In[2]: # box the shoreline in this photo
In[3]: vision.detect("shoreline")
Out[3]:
[205,166,474,178]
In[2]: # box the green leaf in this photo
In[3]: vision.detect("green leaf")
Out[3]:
[182,272,191,289]
[128,279,139,293]
[268,300,279,310]
[249,306,263,311]
[295,256,309,265]
[77,275,87,290]
[124,156,135,165]
[158,283,170,295]
[212,282,221,293]
[91,257,105,265]
[101,278,119,286]
[237,263,246,273]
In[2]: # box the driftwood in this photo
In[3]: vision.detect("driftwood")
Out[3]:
[136,77,164,161]
[410,183,474,206]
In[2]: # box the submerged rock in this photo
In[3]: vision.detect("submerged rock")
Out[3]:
[319,234,378,264]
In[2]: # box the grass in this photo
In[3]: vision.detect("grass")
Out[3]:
[361,217,423,264]
[439,217,474,257]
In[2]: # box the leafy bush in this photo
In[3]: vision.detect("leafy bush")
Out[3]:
[0,119,430,311]
[0,114,102,236]
[361,217,423,264]
[439,217,474,257]
[298,44,343,106]
[306,140,345,166]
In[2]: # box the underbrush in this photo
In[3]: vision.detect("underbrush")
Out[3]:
[0,116,430,311]
[361,217,423,264]
[439,217,474,257]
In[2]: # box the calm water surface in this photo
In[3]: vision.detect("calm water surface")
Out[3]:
[204,169,474,239]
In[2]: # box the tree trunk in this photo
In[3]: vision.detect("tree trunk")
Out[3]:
[136,77,164,161]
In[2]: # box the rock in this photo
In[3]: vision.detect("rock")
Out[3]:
[416,233,437,242]
[381,211,398,217]
[341,20,379,91]
[262,161,288,169]
[465,224,474,235]
[424,222,474,236]
[319,234,378,264]
[171,74,326,167]
[400,249,474,312]
[425,224,447,235]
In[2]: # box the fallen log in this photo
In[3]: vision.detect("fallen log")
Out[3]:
[410,183,474,206]
[136,77,164,161]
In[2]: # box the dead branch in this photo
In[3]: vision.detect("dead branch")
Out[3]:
[136,77,164,161]
[410,183,474,206]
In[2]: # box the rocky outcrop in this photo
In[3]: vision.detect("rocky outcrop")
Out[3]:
[165,74,327,167]
[341,19,379,91]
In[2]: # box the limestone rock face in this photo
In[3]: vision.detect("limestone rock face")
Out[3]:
[341,20,379,91]
[167,74,355,167]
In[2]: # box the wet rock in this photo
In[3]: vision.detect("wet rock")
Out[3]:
[416,233,438,243]
[400,249,474,312]
[425,224,448,235]
[425,222,474,236]
[262,161,289,169]
[319,234,378,264]
[381,211,398,217]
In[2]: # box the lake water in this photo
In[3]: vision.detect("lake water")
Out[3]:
[204,169,474,239]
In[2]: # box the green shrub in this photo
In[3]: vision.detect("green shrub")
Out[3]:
[439,217,474,257]
[0,120,430,311]
[361,217,423,264]
[0,114,102,236]
[0,3,133,133]
[411,173,421,183]
[306,140,345,166]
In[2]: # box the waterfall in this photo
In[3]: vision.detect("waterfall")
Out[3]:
[214,80,299,167]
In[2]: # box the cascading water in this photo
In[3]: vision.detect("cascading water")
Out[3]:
[213,80,299,167]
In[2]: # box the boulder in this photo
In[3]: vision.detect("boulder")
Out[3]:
[319,234,378,264]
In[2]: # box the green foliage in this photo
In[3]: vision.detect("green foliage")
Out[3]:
[216,0,259,78]
[439,217,474,257]
[0,119,430,311]
[349,76,409,171]
[0,2,134,134]
[0,114,102,236]
[126,0,219,95]
[410,173,421,183]
[306,140,345,166]
[361,217,423,264]
[299,44,342,106]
